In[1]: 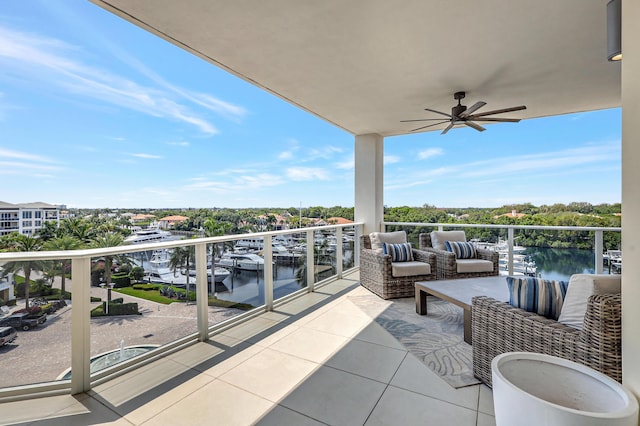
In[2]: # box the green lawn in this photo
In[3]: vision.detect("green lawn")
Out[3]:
[114,285,254,310]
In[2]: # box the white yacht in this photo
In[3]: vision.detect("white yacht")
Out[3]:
[218,252,265,271]
[124,228,176,245]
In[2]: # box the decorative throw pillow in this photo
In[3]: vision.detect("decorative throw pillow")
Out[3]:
[506,276,569,320]
[445,240,476,259]
[370,231,407,252]
[557,274,621,330]
[430,230,466,251]
[382,242,414,262]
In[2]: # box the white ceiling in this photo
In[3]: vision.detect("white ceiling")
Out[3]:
[91,0,621,137]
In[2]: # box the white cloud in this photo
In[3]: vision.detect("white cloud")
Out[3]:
[183,173,284,194]
[286,167,330,181]
[0,148,57,163]
[278,151,294,160]
[0,25,231,135]
[418,148,444,160]
[131,153,163,159]
[384,155,401,165]
[166,141,190,147]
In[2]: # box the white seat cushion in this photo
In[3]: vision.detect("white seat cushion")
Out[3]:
[370,231,407,252]
[391,261,431,277]
[455,259,494,273]
[557,274,621,330]
[430,230,466,251]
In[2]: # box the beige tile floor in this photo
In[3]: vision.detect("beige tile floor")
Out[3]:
[0,272,495,426]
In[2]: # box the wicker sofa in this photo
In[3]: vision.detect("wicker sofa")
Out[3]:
[359,234,437,299]
[418,232,499,280]
[471,293,622,387]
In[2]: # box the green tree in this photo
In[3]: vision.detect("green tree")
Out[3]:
[0,234,46,309]
[90,233,125,286]
[44,235,84,299]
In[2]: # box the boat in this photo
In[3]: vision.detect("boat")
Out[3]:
[218,252,265,271]
[124,228,177,245]
[144,249,229,284]
[186,267,231,283]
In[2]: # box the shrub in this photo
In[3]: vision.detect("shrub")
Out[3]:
[92,302,140,317]
[111,297,124,304]
[0,297,4,306]
[132,283,159,291]
[6,299,16,307]
[90,296,102,303]
[15,306,42,315]
[117,264,132,274]
[111,274,131,288]
[129,266,145,281]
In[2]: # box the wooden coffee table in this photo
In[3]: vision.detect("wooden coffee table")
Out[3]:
[415,276,509,344]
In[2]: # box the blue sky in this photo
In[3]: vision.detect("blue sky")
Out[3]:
[0,2,621,209]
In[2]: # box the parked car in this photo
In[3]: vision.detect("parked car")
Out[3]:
[0,326,17,346]
[0,313,46,331]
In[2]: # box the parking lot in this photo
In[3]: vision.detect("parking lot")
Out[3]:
[0,287,243,388]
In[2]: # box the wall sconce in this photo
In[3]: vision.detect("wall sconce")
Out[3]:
[607,0,622,61]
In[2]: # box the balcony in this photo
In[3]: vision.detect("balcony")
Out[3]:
[0,269,496,425]
[0,223,623,424]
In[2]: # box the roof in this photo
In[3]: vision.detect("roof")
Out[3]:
[158,215,189,222]
[92,0,620,137]
[0,201,58,209]
[326,217,354,225]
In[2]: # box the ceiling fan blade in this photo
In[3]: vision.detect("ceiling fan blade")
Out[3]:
[471,105,527,118]
[469,117,521,123]
[400,118,452,123]
[458,101,486,118]
[411,120,450,132]
[441,122,456,135]
[423,108,453,118]
[464,121,486,132]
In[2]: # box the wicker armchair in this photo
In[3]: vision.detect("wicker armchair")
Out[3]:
[359,234,436,299]
[418,232,499,280]
[471,294,622,387]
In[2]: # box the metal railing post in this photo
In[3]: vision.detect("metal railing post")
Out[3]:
[336,227,343,279]
[195,242,209,341]
[263,235,273,310]
[71,257,91,394]
[507,227,514,276]
[306,230,315,292]
[595,230,604,274]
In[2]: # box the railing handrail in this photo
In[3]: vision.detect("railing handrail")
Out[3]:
[385,222,621,232]
[0,222,364,261]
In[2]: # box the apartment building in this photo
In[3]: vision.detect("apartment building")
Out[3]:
[0,201,60,236]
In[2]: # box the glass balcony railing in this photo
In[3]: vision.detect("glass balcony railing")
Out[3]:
[0,223,363,398]
[385,222,622,280]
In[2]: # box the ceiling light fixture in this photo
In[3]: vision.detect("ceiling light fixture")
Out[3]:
[607,0,622,61]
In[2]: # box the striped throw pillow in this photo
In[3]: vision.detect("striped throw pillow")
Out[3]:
[382,242,414,262]
[506,276,569,320]
[445,240,476,259]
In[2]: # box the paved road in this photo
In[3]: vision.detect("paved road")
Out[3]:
[0,279,244,388]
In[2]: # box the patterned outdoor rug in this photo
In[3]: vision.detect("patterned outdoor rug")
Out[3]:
[349,293,480,388]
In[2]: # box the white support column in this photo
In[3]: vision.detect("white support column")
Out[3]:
[306,230,315,292]
[621,0,640,398]
[336,227,343,279]
[195,242,209,342]
[354,134,384,235]
[263,235,273,310]
[70,257,91,394]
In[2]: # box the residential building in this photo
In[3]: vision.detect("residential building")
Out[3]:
[0,201,59,236]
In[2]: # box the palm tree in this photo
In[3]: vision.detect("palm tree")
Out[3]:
[44,235,84,299]
[90,232,124,286]
[0,234,46,309]
[169,244,196,300]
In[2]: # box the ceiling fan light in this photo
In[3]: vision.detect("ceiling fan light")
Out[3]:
[607,0,622,61]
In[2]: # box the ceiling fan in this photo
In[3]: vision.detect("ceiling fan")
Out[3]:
[401,91,527,135]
